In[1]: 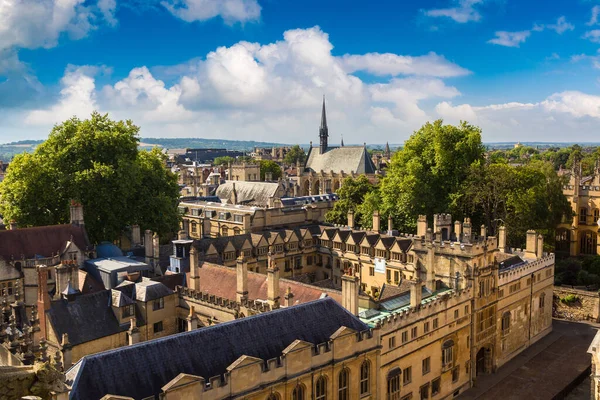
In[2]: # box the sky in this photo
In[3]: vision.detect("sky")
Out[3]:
[2,0,600,144]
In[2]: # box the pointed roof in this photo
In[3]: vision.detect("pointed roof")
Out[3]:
[320,96,327,130]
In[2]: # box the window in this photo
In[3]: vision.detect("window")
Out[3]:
[316,376,327,400]
[338,368,349,400]
[266,394,280,400]
[122,304,135,318]
[389,336,396,349]
[387,269,392,283]
[292,385,305,400]
[153,298,164,311]
[219,212,228,220]
[422,357,430,375]
[501,312,511,335]
[369,266,375,276]
[402,331,408,343]
[442,340,454,366]
[454,309,459,319]
[394,271,400,284]
[387,368,402,400]
[403,366,412,385]
[433,318,438,329]
[234,214,244,223]
[7,282,13,295]
[464,305,469,314]
[153,321,163,333]
[580,207,588,224]
[431,378,441,396]
[360,361,370,395]
[408,255,414,263]
[191,221,197,234]
[233,227,241,235]
[420,383,430,400]
[424,321,430,333]
[539,292,546,309]
[221,226,229,236]
[411,327,417,339]
[452,366,459,383]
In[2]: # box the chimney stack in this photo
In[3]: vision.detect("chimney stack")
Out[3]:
[186,306,199,331]
[189,246,200,291]
[536,234,544,258]
[284,287,294,307]
[36,266,50,340]
[236,256,248,303]
[372,211,381,232]
[267,253,280,309]
[410,278,422,309]
[69,200,84,226]
[454,220,462,242]
[347,210,355,229]
[480,225,487,239]
[131,225,141,246]
[177,230,187,240]
[463,218,472,242]
[341,268,359,315]
[426,245,436,289]
[128,317,140,345]
[388,215,393,232]
[144,230,153,262]
[265,171,273,182]
[498,226,507,253]
[61,333,72,369]
[525,230,537,259]
[54,264,69,300]
[417,215,427,237]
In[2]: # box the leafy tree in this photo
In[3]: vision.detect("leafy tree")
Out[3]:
[0,112,180,243]
[213,156,235,166]
[283,145,306,165]
[236,155,255,164]
[258,160,282,181]
[325,176,378,227]
[379,120,485,232]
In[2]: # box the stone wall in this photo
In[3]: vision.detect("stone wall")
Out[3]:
[553,286,600,321]
[0,362,67,400]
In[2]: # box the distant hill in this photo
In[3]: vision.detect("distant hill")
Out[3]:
[137,138,285,151]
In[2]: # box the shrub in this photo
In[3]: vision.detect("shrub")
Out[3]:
[560,294,581,305]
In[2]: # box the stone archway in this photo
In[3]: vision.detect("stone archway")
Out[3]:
[476,345,493,376]
[580,230,597,255]
[332,180,341,193]
[312,179,320,195]
[302,180,310,196]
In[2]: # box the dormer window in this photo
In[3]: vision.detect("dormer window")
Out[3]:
[122,304,135,318]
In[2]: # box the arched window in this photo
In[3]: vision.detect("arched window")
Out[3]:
[387,368,401,400]
[360,361,370,395]
[338,368,349,400]
[233,227,241,235]
[292,384,305,400]
[315,376,327,400]
[442,340,454,366]
[266,393,280,400]
[501,311,511,335]
[539,293,546,309]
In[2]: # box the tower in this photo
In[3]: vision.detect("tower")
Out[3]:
[319,96,328,153]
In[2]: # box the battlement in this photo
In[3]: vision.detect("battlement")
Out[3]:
[412,236,498,255]
[433,213,453,227]
[177,286,273,313]
[498,253,555,286]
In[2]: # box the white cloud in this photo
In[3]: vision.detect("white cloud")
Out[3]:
[546,16,574,34]
[587,6,600,26]
[424,0,483,23]
[340,52,471,77]
[487,31,531,47]
[583,30,600,43]
[98,0,118,27]
[161,0,261,24]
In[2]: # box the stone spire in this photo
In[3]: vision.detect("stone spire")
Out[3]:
[319,96,328,153]
[341,135,344,147]
[384,141,391,158]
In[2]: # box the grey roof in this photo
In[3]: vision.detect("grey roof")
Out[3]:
[88,257,151,273]
[216,180,281,207]
[0,264,21,281]
[47,291,126,347]
[499,255,526,271]
[134,280,173,302]
[380,286,434,311]
[304,146,376,175]
[67,297,369,400]
[111,289,134,307]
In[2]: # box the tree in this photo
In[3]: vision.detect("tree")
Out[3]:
[325,176,378,227]
[213,156,235,166]
[283,145,306,165]
[379,120,485,232]
[0,112,180,243]
[258,160,282,181]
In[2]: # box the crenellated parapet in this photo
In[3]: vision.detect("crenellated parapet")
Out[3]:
[412,236,498,256]
[498,253,555,286]
[177,285,274,314]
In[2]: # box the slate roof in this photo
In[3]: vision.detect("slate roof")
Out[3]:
[151,273,185,291]
[191,262,342,304]
[67,297,369,400]
[498,255,526,271]
[0,264,21,281]
[304,146,377,175]
[0,224,90,261]
[47,291,126,347]
[78,270,105,294]
[216,181,281,207]
[111,289,134,307]
[134,280,174,302]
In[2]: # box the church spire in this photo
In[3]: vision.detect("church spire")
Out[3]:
[341,135,344,147]
[384,141,390,158]
[319,96,328,153]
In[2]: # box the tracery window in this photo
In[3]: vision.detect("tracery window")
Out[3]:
[387,368,402,400]
[360,361,370,395]
[316,376,327,400]
[442,340,454,366]
[338,368,349,400]
[292,384,305,400]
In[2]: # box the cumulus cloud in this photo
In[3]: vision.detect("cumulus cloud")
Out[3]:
[583,30,600,43]
[340,52,470,77]
[424,0,484,23]
[587,6,600,26]
[546,16,574,34]
[161,0,261,24]
[487,31,531,47]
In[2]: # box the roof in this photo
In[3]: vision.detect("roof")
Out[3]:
[87,257,151,274]
[498,255,526,271]
[111,289,134,307]
[380,286,434,311]
[304,146,377,175]
[47,291,126,347]
[191,262,342,304]
[67,297,369,400]
[0,264,21,281]
[78,270,105,294]
[151,273,185,291]
[96,242,123,258]
[216,181,281,207]
[134,280,174,302]
[0,224,90,261]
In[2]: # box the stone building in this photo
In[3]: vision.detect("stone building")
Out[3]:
[558,161,600,256]
[252,146,292,162]
[229,162,261,182]
[297,99,379,196]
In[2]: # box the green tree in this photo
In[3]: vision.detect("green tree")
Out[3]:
[283,145,306,165]
[379,120,485,232]
[0,112,180,243]
[213,156,235,166]
[325,175,378,227]
[258,160,282,181]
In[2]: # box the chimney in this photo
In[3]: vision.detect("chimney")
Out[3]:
[454,220,462,241]
[189,246,200,291]
[525,230,537,259]
[536,234,544,258]
[144,230,153,262]
[463,218,472,242]
[186,306,199,331]
[284,287,294,307]
[372,211,381,232]
[232,182,238,205]
[267,253,280,309]
[341,268,359,315]
[498,226,507,253]
[236,256,248,303]
[131,225,141,246]
[69,200,84,226]
[388,215,393,232]
[410,278,422,309]
[265,171,273,182]
[417,215,427,237]
[153,233,159,261]
[177,230,187,240]
[426,245,436,289]
[61,333,72,369]
[480,225,487,239]
[128,317,140,345]
[36,266,50,340]
[54,264,69,300]
[347,210,355,229]
[8,220,17,230]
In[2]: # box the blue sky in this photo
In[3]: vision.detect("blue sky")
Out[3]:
[2,0,600,144]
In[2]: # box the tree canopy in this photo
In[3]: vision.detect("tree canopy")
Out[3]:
[213,156,235,166]
[283,145,306,165]
[0,112,180,244]
[258,160,282,181]
[325,176,378,227]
